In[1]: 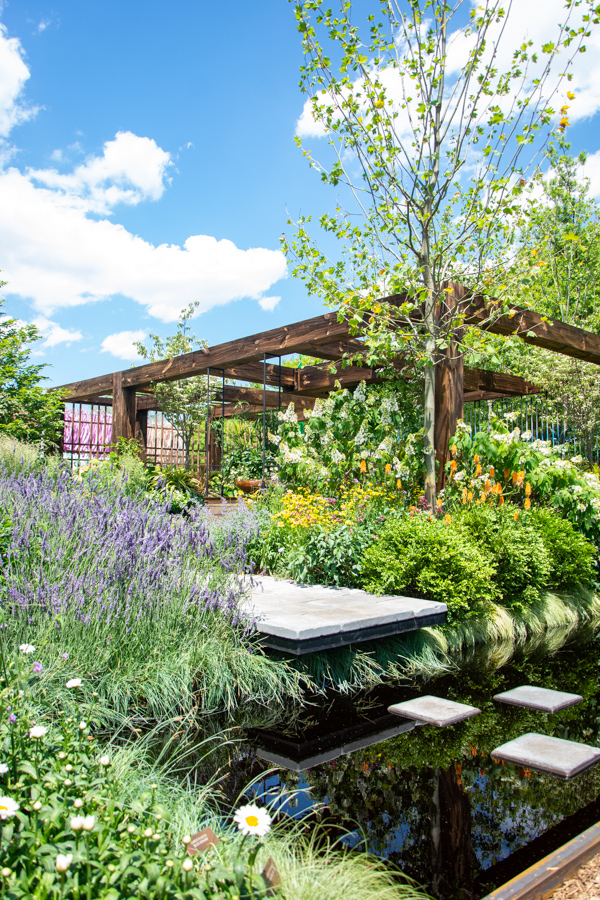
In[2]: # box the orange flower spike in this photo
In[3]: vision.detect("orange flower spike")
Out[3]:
[444,513,451,525]
[450,459,457,471]
[524,497,531,509]
[467,491,473,503]
[504,469,511,481]
[451,443,458,457]
[360,460,367,473]
[499,496,505,506]
[473,455,480,464]
[475,464,482,477]
[462,487,468,504]
[489,466,495,478]
[525,482,532,497]
[512,471,519,483]
[385,463,392,474]
[396,479,402,490]
[484,479,491,491]
[455,764,462,775]
[514,511,519,521]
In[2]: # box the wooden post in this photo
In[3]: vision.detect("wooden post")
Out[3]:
[112,372,136,444]
[135,408,148,460]
[434,285,466,492]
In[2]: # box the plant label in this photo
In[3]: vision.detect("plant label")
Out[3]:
[186,827,220,856]
[262,856,281,889]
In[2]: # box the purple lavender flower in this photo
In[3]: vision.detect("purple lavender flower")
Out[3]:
[9,714,16,723]
[32,661,43,674]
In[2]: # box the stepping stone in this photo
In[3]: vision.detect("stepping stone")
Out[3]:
[492,733,600,780]
[493,685,583,713]
[387,695,480,727]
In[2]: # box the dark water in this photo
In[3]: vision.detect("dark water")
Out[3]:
[205,632,600,899]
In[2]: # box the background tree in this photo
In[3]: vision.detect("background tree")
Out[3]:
[284,0,598,504]
[0,284,64,449]
[135,304,213,469]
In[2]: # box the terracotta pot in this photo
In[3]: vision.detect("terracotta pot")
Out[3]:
[235,478,263,494]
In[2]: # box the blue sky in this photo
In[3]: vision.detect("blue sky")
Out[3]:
[0,0,599,387]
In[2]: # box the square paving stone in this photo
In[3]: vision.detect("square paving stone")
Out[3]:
[491,733,600,779]
[493,685,583,713]
[387,695,480,727]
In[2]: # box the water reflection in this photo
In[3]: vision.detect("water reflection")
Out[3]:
[216,632,600,899]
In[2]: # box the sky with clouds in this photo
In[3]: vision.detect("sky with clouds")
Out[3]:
[0,0,599,387]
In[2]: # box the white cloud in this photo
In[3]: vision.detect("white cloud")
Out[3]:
[27,131,172,214]
[31,315,83,348]
[0,22,287,324]
[584,150,600,201]
[101,330,147,361]
[295,0,600,138]
[0,22,37,138]
[258,295,280,311]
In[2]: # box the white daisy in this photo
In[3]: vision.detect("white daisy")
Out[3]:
[70,815,85,831]
[0,797,19,819]
[66,678,82,689]
[19,644,35,654]
[233,803,272,837]
[55,854,73,873]
[29,726,47,739]
[0,764,8,775]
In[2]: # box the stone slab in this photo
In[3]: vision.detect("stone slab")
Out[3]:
[387,695,480,727]
[491,733,600,780]
[493,685,583,713]
[243,576,447,655]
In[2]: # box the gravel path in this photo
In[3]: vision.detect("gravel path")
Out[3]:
[549,852,600,899]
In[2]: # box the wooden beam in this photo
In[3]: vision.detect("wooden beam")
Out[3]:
[292,338,368,360]
[54,310,359,399]
[464,296,600,366]
[112,372,136,442]
[463,368,539,396]
[215,385,316,411]
[464,390,524,402]
[223,362,296,388]
[294,362,378,395]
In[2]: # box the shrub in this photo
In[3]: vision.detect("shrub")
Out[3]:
[530,508,597,589]
[360,515,498,623]
[454,505,552,610]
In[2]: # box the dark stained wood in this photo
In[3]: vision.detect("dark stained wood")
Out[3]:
[463,295,600,365]
[464,390,522,402]
[295,362,377,394]
[292,338,368,360]
[135,408,148,459]
[224,362,296,388]
[215,385,316,411]
[464,368,540,396]
[434,285,466,492]
[112,372,136,443]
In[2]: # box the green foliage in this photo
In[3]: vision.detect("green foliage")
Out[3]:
[360,515,498,623]
[530,508,597,589]
[0,295,64,450]
[274,380,423,492]
[455,505,552,610]
[444,417,600,546]
[0,435,42,474]
[146,464,204,512]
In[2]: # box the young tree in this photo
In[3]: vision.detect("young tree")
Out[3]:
[284,0,598,504]
[516,142,600,329]
[135,304,213,468]
[0,285,64,448]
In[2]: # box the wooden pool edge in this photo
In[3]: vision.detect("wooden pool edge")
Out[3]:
[482,819,600,900]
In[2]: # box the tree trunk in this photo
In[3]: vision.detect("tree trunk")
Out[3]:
[423,353,437,508]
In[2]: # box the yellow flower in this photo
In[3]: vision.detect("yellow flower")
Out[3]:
[475,464,482,477]
[436,498,443,507]
[467,491,473,503]
[450,459,457,471]
[462,488,468,504]
[473,455,480,464]
[360,460,367,473]
[514,511,519,521]
[385,463,392,474]
[524,497,531,509]
[444,514,451,525]
[525,482,531,497]
[396,479,402,490]
[451,443,458,457]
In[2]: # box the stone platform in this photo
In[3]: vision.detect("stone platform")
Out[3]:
[243,575,447,655]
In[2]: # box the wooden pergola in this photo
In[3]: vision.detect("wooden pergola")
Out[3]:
[54,285,600,488]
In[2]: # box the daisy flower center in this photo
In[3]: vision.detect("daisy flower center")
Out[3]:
[0,806,7,813]
[245,815,259,827]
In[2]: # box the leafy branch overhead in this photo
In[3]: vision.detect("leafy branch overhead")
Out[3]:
[284,0,600,503]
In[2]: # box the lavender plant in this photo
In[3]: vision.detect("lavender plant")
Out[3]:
[0,467,300,720]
